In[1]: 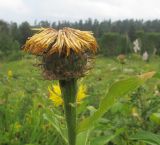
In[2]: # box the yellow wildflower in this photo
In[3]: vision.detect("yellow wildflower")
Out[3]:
[8,70,13,78]
[131,107,143,122]
[76,85,86,103]
[131,107,139,118]
[15,122,21,130]
[48,84,86,107]
[48,85,63,107]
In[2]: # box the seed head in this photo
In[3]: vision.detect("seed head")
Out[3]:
[23,27,98,80]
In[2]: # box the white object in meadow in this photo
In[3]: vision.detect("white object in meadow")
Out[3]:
[142,51,149,61]
[133,39,141,53]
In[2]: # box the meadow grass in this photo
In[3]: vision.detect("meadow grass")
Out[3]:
[0,54,160,145]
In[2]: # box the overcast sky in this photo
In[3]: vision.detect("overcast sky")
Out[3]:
[0,0,160,24]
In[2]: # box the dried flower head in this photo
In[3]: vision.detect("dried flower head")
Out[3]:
[23,27,98,80]
[117,54,126,64]
[23,27,97,56]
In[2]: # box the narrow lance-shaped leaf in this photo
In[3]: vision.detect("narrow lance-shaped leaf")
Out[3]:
[90,128,125,145]
[130,130,160,145]
[77,72,155,134]
[43,113,68,144]
[76,130,90,145]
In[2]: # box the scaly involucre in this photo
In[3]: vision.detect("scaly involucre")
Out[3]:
[23,27,97,56]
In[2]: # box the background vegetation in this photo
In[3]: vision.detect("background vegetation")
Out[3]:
[1,19,160,60]
[0,19,160,145]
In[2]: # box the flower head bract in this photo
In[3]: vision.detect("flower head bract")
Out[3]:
[23,27,98,56]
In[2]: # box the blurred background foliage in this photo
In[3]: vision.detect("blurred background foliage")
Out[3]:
[1,19,160,60]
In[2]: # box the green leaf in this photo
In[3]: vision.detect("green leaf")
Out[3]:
[150,113,160,125]
[76,130,90,145]
[130,131,160,145]
[90,128,125,145]
[77,72,155,134]
[43,113,68,144]
[154,72,160,79]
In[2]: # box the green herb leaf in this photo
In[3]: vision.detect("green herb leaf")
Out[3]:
[77,72,155,134]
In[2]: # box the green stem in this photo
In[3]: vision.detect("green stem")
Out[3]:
[59,78,77,145]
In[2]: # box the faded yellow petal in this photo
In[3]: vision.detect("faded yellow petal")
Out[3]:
[23,27,98,56]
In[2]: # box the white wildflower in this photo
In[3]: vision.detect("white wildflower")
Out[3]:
[133,39,141,53]
[142,51,149,61]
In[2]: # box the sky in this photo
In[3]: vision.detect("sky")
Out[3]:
[0,0,160,24]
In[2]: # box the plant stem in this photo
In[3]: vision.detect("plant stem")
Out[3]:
[59,78,77,145]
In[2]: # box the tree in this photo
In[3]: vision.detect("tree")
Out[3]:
[39,20,50,27]
[128,24,136,42]
[19,22,32,45]
[0,20,9,34]
[10,22,20,41]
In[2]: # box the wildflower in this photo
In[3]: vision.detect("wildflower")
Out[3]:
[37,103,44,109]
[131,107,143,122]
[23,27,98,145]
[23,27,98,80]
[76,85,86,103]
[142,51,149,61]
[8,70,13,78]
[11,122,21,132]
[15,122,21,130]
[133,39,141,53]
[131,107,139,118]
[117,54,126,64]
[48,84,86,107]
[48,84,63,107]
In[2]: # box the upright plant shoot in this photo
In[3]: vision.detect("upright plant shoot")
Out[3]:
[23,27,98,145]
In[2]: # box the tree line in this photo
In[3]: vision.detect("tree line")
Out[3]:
[1,19,160,59]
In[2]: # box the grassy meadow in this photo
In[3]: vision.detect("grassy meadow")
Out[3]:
[0,54,160,145]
